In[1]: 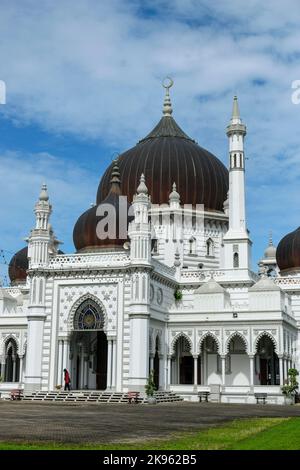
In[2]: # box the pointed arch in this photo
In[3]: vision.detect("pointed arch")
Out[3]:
[198,332,220,354]
[170,332,193,356]
[225,332,248,354]
[206,238,214,257]
[0,334,19,356]
[68,293,107,333]
[254,331,278,354]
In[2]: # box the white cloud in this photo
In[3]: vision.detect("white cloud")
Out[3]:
[0,0,300,277]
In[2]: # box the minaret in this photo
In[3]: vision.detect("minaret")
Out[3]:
[128,174,151,264]
[128,175,151,392]
[27,184,52,268]
[24,184,52,393]
[223,97,252,270]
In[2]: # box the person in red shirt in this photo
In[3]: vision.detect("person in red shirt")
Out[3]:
[64,368,71,391]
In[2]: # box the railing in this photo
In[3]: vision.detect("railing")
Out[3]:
[48,252,131,269]
[180,268,259,283]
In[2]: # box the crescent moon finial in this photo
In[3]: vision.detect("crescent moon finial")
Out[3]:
[162,77,174,116]
[162,76,174,90]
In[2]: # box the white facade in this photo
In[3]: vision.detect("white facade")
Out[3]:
[0,95,299,404]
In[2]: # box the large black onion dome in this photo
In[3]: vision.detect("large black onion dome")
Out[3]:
[276,227,300,272]
[97,114,228,211]
[73,161,133,252]
[8,246,28,284]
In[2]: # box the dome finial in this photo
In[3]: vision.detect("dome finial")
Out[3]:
[269,230,273,246]
[162,77,174,117]
[137,173,148,195]
[39,182,49,201]
[110,158,121,186]
[232,95,240,119]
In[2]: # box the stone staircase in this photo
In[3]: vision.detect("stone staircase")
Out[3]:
[21,390,183,404]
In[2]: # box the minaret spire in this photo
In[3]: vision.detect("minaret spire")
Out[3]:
[223,96,252,271]
[162,77,173,117]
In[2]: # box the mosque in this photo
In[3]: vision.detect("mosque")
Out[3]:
[0,80,299,404]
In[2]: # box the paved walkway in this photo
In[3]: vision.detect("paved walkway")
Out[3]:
[0,401,300,444]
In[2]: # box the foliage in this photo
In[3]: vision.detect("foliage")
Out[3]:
[0,375,3,383]
[281,368,299,396]
[174,289,183,301]
[145,370,156,397]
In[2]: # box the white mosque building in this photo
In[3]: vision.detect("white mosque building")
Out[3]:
[0,82,299,404]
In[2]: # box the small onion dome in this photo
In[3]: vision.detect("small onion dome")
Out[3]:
[8,246,28,284]
[276,226,300,272]
[264,233,276,259]
[73,161,133,252]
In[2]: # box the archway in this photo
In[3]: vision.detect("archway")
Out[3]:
[255,335,279,385]
[171,335,193,385]
[199,335,219,386]
[4,339,20,382]
[226,334,248,386]
[69,298,108,390]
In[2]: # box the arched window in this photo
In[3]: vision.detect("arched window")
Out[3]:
[151,238,158,254]
[206,238,214,257]
[189,237,196,255]
[4,339,20,382]
[73,299,105,331]
[233,252,239,268]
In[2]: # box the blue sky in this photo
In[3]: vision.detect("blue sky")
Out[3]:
[0,0,300,283]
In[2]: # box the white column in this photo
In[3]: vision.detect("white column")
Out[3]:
[221,355,226,387]
[62,339,70,373]
[279,356,284,386]
[24,309,46,393]
[167,355,171,389]
[149,355,154,373]
[57,340,63,386]
[19,355,24,383]
[80,348,85,389]
[249,355,254,387]
[84,355,89,389]
[12,356,17,382]
[128,313,149,392]
[106,339,112,390]
[111,339,117,390]
[1,358,6,382]
[203,349,207,385]
[159,355,164,390]
[193,355,198,390]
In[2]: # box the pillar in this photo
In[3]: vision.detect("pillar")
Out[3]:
[111,339,117,390]
[80,347,85,389]
[63,339,70,373]
[24,308,46,394]
[149,354,154,373]
[128,313,149,392]
[84,354,89,389]
[193,355,198,390]
[57,340,63,386]
[221,355,226,387]
[106,339,112,390]
[19,355,24,383]
[1,357,5,382]
[249,355,254,387]
[167,355,172,389]
[12,355,17,382]
[159,354,164,390]
[279,356,284,386]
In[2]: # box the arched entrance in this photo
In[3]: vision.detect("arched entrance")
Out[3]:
[171,335,193,384]
[226,335,248,386]
[4,338,20,382]
[199,335,219,385]
[255,335,279,385]
[70,298,108,390]
[153,336,160,389]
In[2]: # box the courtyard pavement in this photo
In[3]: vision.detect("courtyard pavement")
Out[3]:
[0,401,300,444]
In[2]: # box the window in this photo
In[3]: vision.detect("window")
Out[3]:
[151,239,158,254]
[74,299,104,330]
[189,237,196,255]
[233,252,239,268]
[206,238,214,257]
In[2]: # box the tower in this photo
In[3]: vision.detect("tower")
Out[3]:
[24,184,52,393]
[223,96,252,270]
[128,175,151,391]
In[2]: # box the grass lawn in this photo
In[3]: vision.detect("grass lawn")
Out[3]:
[0,417,300,450]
